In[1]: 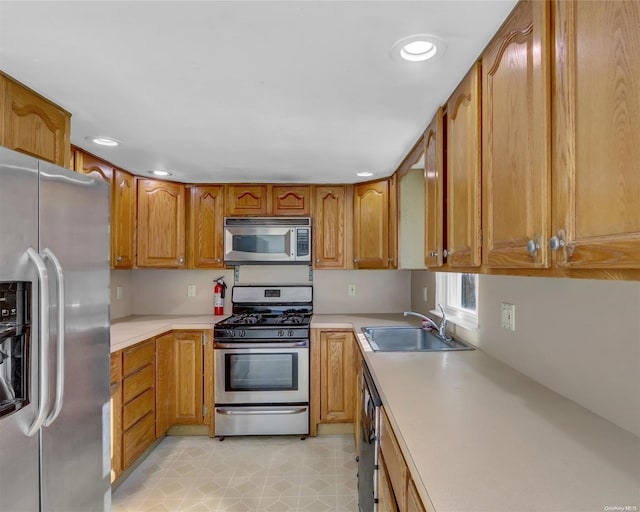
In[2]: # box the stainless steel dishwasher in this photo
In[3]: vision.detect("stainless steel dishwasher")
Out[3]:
[358,361,382,512]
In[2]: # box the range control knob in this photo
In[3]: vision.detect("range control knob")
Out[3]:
[239,330,246,338]
[288,329,294,337]
[278,330,285,337]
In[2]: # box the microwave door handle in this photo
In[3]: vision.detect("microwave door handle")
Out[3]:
[42,248,65,427]
[25,248,50,437]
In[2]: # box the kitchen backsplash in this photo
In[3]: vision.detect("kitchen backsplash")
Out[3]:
[110,267,411,319]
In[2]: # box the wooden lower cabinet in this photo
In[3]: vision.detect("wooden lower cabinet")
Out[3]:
[379,406,429,512]
[110,353,122,482]
[120,339,156,473]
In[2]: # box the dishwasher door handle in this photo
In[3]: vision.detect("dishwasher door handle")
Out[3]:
[216,406,308,415]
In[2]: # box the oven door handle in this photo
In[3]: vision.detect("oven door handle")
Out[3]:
[216,407,308,415]
[214,341,308,349]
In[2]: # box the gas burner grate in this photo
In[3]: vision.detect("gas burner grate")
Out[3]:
[227,313,263,325]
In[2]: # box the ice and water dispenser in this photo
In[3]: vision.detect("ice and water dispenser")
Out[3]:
[0,282,30,418]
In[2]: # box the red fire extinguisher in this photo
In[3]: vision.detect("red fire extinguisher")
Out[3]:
[214,277,227,316]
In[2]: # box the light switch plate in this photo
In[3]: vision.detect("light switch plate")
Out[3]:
[501,303,515,331]
[116,286,123,300]
[187,284,196,297]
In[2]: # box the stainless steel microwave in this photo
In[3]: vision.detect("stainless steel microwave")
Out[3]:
[223,217,311,264]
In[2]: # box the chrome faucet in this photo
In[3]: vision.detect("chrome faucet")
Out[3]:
[404,304,448,338]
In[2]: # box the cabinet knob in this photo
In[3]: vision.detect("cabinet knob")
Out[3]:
[429,251,437,258]
[116,256,122,262]
[549,235,566,251]
[526,239,541,256]
[179,257,185,264]
[443,249,449,259]
[216,258,222,263]
[316,258,320,263]
[353,258,359,263]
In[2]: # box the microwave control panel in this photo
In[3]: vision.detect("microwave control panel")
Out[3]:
[296,228,310,257]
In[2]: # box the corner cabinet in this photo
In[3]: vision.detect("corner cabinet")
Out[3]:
[482,0,551,269]
[353,177,397,269]
[187,185,225,268]
[137,179,186,267]
[0,72,71,167]
[552,0,640,269]
[312,185,351,269]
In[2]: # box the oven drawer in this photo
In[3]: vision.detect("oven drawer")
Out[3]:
[214,405,309,436]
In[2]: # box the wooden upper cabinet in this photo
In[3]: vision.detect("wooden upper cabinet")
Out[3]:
[137,179,186,268]
[424,108,445,268]
[112,169,136,269]
[353,179,392,269]
[0,72,71,167]
[313,185,350,269]
[553,0,640,269]
[482,0,551,269]
[271,185,311,216]
[76,150,114,183]
[447,63,482,268]
[187,185,224,268]
[225,184,268,216]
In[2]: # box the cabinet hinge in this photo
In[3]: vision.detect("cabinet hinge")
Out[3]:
[203,405,208,417]
[479,229,483,245]
[202,333,206,346]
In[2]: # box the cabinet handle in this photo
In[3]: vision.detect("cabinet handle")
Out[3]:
[526,239,541,256]
[549,235,566,251]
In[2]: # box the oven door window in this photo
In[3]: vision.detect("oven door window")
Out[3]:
[225,352,298,392]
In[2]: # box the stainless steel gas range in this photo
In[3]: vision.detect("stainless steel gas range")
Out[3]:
[213,285,312,437]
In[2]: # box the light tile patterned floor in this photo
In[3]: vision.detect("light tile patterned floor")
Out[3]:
[112,435,358,512]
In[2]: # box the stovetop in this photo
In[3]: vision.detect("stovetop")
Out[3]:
[219,311,310,327]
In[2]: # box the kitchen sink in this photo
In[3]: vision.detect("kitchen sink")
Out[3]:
[361,326,474,352]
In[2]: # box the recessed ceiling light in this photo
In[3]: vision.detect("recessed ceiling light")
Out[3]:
[357,172,374,177]
[152,170,172,177]
[91,137,119,147]
[391,34,446,63]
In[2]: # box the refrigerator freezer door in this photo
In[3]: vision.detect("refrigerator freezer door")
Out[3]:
[38,162,111,512]
[0,148,41,511]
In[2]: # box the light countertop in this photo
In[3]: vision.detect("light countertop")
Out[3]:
[110,314,640,511]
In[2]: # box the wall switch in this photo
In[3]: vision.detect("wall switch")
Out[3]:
[187,284,196,297]
[501,302,516,331]
[423,287,428,302]
[116,286,123,300]
[348,284,357,296]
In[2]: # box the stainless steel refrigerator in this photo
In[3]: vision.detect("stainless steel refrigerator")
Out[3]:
[0,146,111,511]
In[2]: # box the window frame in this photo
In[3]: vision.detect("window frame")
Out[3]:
[434,272,479,331]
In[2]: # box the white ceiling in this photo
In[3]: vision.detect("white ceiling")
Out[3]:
[0,1,517,184]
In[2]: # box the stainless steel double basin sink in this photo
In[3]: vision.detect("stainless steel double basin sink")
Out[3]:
[361,326,474,352]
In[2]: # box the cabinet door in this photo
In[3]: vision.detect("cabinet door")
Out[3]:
[75,150,113,183]
[353,180,390,269]
[137,179,186,267]
[0,73,70,167]
[447,63,482,268]
[225,184,268,216]
[313,185,349,268]
[187,185,224,268]
[112,169,136,269]
[482,0,551,268]
[173,331,204,424]
[110,353,122,482]
[553,0,640,268]
[407,478,427,512]
[424,109,445,268]
[155,333,175,437]
[319,331,354,423]
[388,174,398,269]
[378,454,400,512]
[271,185,311,216]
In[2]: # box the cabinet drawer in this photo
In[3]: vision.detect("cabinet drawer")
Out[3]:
[122,411,155,468]
[380,408,407,509]
[122,364,154,404]
[123,388,155,431]
[122,340,154,377]
[110,352,122,384]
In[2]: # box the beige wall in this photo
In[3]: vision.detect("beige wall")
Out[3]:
[411,271,640,437]
[111,267,412,318]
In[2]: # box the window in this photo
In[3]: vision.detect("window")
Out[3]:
[435,272,478,330]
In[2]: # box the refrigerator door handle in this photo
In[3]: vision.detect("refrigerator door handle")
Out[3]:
[25,248,50,437]
[42,248,65,427]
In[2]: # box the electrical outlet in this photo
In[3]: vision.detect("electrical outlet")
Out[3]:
[116,286,123,300]
[423,287,428,302]
[348,284,357,296]
[501,303,516,331]
[187,284,196,297]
